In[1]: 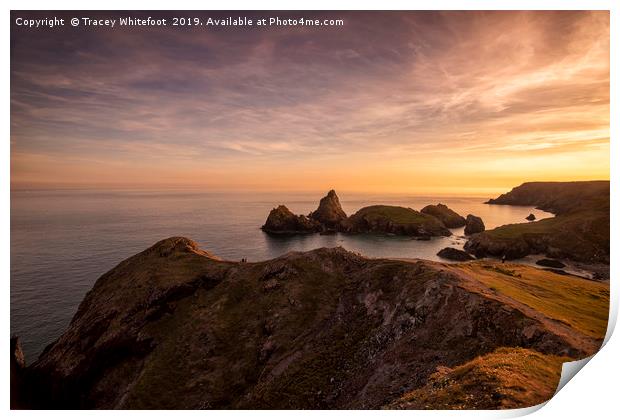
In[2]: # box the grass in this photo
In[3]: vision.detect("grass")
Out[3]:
[352,205,435,225]
[486,211,605,240]
[455,261,609,339]
[477,209,609,262]
[390,347,570,409]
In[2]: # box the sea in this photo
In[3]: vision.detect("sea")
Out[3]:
[10,189,553,362]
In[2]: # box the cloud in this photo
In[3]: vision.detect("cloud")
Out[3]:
[10,11,609,191]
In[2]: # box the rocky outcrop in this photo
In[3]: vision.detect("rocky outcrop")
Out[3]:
[464,232,530,260]
[464,214,485,235]
[11,337,26,409]
[261,205,321,234]
[262,191,452,238]
[345,205,451,237]
[526,214,536,221]
[421,204,466,228]
[464,211,609,263]
[437,247,474,261]
[309,190,347,229]
[16,237,607,409]
[536,259,566,269]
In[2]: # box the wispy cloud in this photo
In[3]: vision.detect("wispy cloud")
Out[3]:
[10,11,609,192]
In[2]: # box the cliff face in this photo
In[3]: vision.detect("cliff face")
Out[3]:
[486,181,609,215]
[20,237,608,409]
[471,181,610,264]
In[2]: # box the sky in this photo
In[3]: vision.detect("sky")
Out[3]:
[10,11,610,195]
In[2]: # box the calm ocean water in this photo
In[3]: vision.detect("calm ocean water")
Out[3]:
[11,190,552,362]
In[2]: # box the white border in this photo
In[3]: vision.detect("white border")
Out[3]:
[3,2,617,419]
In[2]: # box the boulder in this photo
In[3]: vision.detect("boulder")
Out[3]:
[437,247,475,261]
[536,259,566,269]
[310,190,347,229]
[464,214,485,235]
[464,233,530,260]
[421,204,466,228]
[261,205,321,234]
[526,214,536,221]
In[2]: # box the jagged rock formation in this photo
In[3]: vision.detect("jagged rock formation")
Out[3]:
[421,204,466,228]
[261,205,321,234]
[16,237,608,409]
[345,205,451,237]
[468,181,609,263]
[262,191,451,238]
[464,214,485,235]
[309,190,347,229]
[437,247,474,262]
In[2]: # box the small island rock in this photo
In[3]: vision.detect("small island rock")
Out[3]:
[464,214,485,235]
[421,204,466,228]
[346,205,451,237]
[261,205,321,234]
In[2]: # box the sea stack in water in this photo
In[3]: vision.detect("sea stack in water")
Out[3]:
[345,205,451,237]
[464,214,485,235]
[309,189,347,229]
[421,204,466,228]
[262,205,320,234]
[261,192,452,238]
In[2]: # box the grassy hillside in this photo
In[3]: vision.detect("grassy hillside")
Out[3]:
[452,261,609,339]
[467,181,609,263]
[388,347,569,409]
[347,205,451,236]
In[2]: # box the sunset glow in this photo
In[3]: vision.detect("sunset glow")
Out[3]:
[11,11,609,195]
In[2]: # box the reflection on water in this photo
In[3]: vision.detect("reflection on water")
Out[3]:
[11,190,552,361]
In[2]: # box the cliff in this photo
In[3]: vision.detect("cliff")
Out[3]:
[468,181,610,263]
[486,181,609,215]
[17,237,608,409]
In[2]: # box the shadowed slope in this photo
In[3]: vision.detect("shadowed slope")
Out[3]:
[20,237,608,409]
[387,347,569,409]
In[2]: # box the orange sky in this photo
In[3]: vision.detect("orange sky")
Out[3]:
[11,11,609,195]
